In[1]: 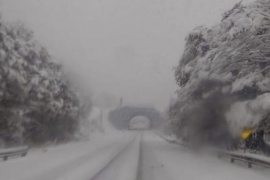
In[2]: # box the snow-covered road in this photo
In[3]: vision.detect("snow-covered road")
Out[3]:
[140,133,270,180]
[1,131,270,180]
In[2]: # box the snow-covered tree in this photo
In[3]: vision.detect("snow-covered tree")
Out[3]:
[171,0,270,146]
[0,17,91,146]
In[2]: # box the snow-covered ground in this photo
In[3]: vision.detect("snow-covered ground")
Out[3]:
[0,131,135,180]
[142,132,270,180]
[1,131,270,180]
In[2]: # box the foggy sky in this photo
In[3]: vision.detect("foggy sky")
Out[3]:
[0,0,253,110]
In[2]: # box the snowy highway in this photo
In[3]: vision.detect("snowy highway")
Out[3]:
[0,132,270,180]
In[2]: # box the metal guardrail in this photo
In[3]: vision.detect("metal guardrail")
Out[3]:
[158,133,270,169]
[0,146,28,161]
[217,151,270,168]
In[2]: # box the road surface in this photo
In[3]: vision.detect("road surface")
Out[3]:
[0,131,270,180]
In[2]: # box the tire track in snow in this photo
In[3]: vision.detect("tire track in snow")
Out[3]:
[28,135,133,180]
[136,133,143,180]
[89,136,137,180]
[138,132,171,180]
[88,133,143,180]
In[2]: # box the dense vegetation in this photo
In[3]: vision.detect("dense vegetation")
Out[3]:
[0,18,91,147]
[169,0,270,147]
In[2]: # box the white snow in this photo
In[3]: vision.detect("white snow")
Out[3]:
[54,135,138,180]
[0,131,269,180]
[142,132,270,180]
[0,132,134,180]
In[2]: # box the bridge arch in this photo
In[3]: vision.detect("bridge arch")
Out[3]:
[108,106,164,130]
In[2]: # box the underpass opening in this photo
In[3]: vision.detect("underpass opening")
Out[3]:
[108,106,164,130]
[129,116,150,130]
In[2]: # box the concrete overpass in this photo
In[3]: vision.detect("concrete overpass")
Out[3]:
[108,106,164,130]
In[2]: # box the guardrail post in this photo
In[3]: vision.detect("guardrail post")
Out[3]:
[248,162,252,168]
[3,156,8,161]
[230,158,234,163]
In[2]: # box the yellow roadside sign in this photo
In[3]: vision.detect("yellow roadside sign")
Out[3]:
[241,129,252,140]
